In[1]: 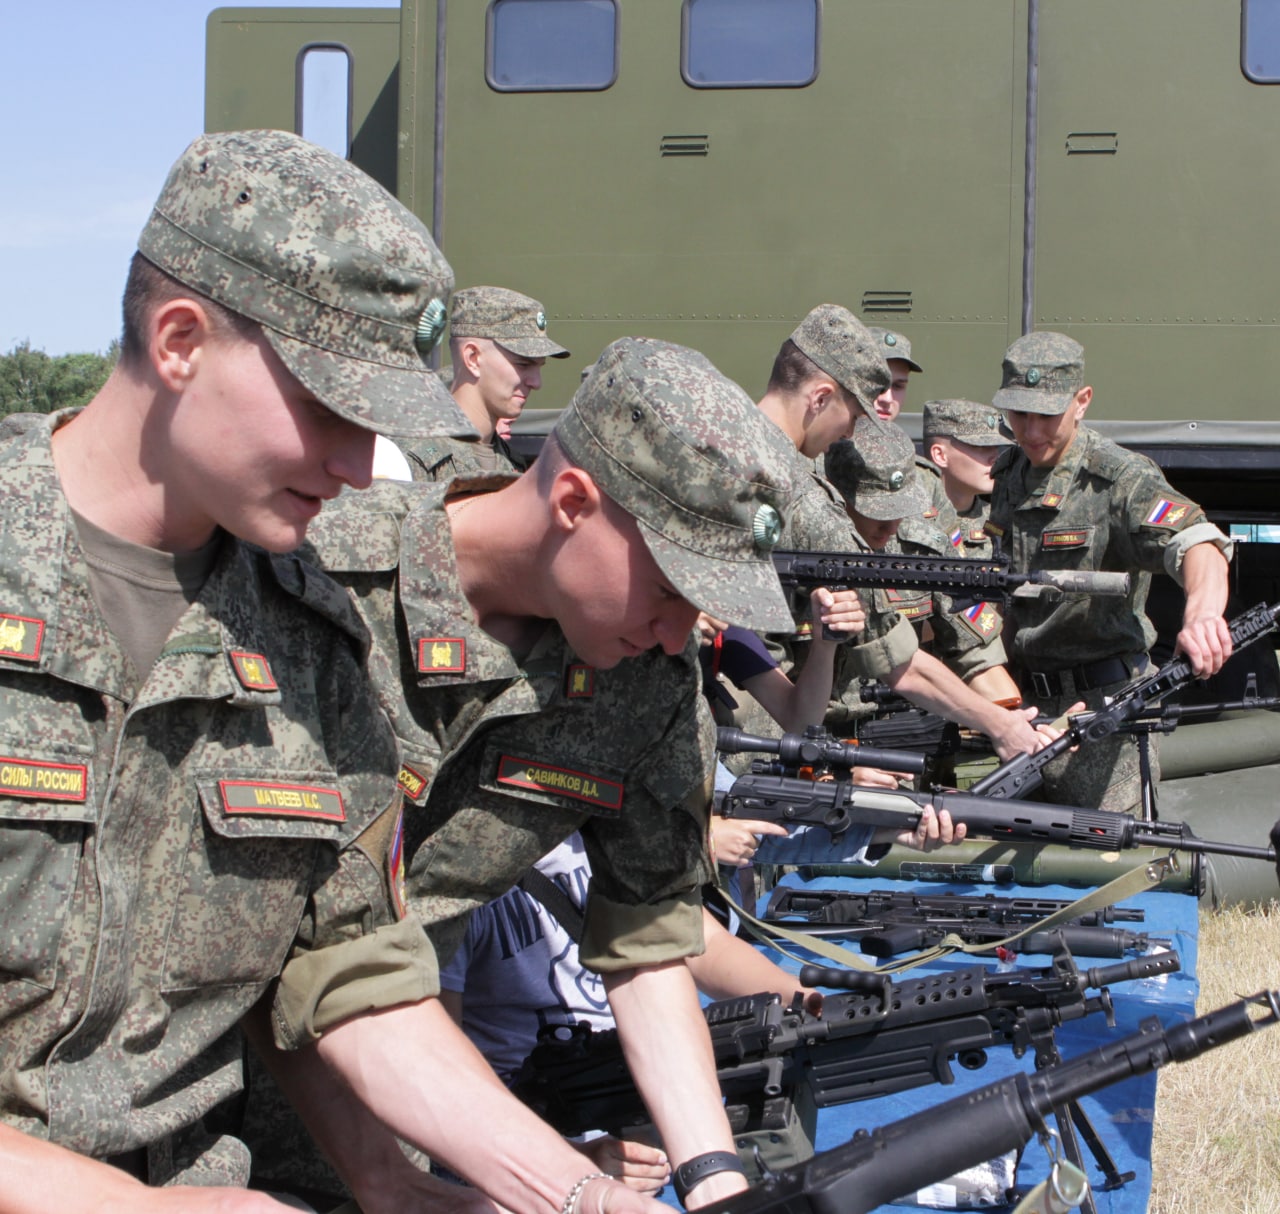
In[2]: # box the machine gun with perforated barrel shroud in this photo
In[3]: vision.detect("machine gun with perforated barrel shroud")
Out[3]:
[771,548,1131,614]
[697,990,1280,1214]
[761,886,1163,960]
[715,726,1278,867]
[510,945,1180,1181]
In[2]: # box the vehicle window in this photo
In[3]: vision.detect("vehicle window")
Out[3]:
[487,0,619,92]
[682,0,819,88]
[1243,0,1280,82]
[297,45,352,158]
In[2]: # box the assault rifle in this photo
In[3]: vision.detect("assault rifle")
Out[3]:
[973,598,1280,799]
[762,886,1162,960]
[703,990,1280,1214]
[772,548,1130,613]
[511,947,1178,1179]
[716,726,1279,864]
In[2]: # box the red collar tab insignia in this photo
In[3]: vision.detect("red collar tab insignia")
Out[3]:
[0,613,44,663]
[398,763,428,802]
[418,637,466,673]
[923,506,939,519]
[566,664,595,698]
[984,521,1005,539]
[495,754,624,811]
[1041,491,1064,509]
[0,755,87,801]
[968,527,987,543]
[218,779,346,821]
[230,651,277,691]
[1042,529,1089,548]
[1146,499,1190,528]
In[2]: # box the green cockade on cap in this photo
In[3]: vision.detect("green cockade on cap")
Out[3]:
[752,503,783,552]
[985,414,997,428]
[889,470,905,490]
[415,298,448,353]
[884,333,897,347]
[1026,368,1041,386]
[536,310,547,331]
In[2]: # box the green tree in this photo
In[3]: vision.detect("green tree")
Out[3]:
[0,341,117,417]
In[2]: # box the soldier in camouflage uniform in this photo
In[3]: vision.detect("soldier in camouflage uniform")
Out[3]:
[989,332,1234,811]
[0,130,514,1212]
[401,285,569,481]
[862,326,965,551]
[298,337,828,1210]
[755,308,1047,760]
[922,398,1012,555]
[822,426,1011,736]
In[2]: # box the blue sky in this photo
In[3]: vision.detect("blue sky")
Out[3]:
[2,1,385,356]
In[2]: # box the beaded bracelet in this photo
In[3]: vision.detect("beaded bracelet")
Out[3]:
[560,1171,610,1214]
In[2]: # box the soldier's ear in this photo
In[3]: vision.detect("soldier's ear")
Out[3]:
[151,298,214,391]
[929,440,949,469]
[547,465,602,533]
[1074,386,1093,418]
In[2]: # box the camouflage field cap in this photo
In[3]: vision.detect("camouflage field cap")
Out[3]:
[868,326,923,373]
[992,332,1086,415]
[450,286,570,359]
[554,337,795,633]
[789,305,892,429]
[136,130,473,440]
[923,398,1012,447]
[825,424,928,522]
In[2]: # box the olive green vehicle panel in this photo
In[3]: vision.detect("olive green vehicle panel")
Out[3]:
[206,7,401,194]
[1031,1,1280,422]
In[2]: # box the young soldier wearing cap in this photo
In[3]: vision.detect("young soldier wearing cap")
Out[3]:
[822,426,1014,728]
[0,129,533,1213]
[757,306,1049,762]
[923,398,1012,544]
[278,336,925,1211]
[989,331,1234,811]
[402,285,570,480]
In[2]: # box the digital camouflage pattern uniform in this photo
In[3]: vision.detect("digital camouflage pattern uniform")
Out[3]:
[0,130,469,1187]
[822,426,1005,728]
[402,285,569,482]
[989,332,1232,810]
[922,398,1013,563]
[306,337,797,977]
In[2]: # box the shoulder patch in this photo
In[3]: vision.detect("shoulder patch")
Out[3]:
[0,613,43,662]
[1145,498,1192,528]
[960,601,1003,639]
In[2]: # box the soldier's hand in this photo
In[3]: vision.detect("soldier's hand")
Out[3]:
[583,1136,670,1194]
[710,817,788,866]
[811,586,865,640]
[1175,613,1234,678]
[851,764,907,789]
[695,612,729,644]
[886,803,967,852]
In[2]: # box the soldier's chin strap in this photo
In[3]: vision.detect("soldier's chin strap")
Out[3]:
[719,852,1179,976]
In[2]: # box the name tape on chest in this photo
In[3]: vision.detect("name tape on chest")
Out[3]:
[495,754,624,811]
[418,637,466,674]
[0,756,87,801]
[0,613,44,663]
[218,779,346,821]
[1041,528,1091,549]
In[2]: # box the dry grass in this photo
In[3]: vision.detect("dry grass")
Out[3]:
[1149,901,1280,1213]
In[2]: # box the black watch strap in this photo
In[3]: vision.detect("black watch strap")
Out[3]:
[673,1150,746,1205]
